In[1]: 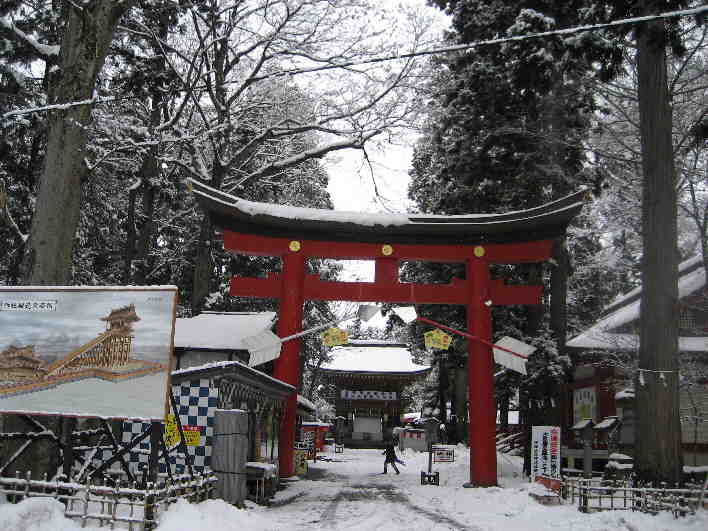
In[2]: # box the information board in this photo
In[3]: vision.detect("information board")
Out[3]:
[531,425,562,480]
[0,286,177,419]
[432,445,455,463]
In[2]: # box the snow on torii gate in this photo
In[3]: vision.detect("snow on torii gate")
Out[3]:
[190,179,585,486]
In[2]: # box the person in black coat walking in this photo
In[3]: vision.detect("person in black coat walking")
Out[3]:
[382,440,400,474]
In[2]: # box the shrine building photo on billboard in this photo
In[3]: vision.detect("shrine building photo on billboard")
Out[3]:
[0,286,178,420]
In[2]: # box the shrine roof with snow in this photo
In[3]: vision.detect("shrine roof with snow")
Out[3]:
[567,255,706,352]
[173,311,276,351]
[320,343,430,375]
[190,179,586,245]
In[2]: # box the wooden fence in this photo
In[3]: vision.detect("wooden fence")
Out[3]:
[561,477,708,516]
[0,470,217,529]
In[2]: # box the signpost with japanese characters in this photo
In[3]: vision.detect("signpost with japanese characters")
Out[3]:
[531,425,562,481]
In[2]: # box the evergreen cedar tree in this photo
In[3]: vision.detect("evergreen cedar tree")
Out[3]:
[413,0,693,482]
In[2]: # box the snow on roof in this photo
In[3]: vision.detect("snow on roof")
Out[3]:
[615,388,635,400]
[0,372,167,420]
[570,418,594,430]
[594,416,619,430]
[190,178,586,245]
[172,359,294,392]
[234,194,413,227]
[297,394,316,412]
[321,344,429,374]
[567,255,705,351]
[605,254,704,313]
[173,312,276,350]
[609,453,632,461]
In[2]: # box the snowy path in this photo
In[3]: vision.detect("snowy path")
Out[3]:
[3,447,707,531]
[265,450,476,531]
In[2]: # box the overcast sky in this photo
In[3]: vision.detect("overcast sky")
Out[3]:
[0,288,176,364]
[324,1,449,217]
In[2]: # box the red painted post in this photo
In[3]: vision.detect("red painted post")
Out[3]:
[466,252,497,486]
[273,250,306,477]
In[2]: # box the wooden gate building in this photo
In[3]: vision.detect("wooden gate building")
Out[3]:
[320,341,429,447]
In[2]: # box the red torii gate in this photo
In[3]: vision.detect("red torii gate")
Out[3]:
[191,179,585,486]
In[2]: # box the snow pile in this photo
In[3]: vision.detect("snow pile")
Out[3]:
[3,448,708,531]
[527,480,558,497]
[156,499,278,531]
[0,498,279,531]
[0,497,99,531]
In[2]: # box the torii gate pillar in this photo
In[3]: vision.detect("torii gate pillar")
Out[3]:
[272,252,305,477]
[467,254,496,486]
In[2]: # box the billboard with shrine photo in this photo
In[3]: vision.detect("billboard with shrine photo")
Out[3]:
[0,286,178,420]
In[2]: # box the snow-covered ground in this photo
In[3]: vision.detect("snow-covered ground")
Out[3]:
[1,446,706,531]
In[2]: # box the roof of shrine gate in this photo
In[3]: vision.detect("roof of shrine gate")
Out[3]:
[189,179,587,245]
[320,343,430,389]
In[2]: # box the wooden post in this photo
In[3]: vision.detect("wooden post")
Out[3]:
[60,416,76,479]
[273,251,305,477]
[145,421,161,528]
[465,251,497,487]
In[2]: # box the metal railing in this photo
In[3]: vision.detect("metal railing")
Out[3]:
[0,470,217,529]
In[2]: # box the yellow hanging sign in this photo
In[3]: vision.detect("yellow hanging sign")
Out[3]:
[321,327,348,347]
[424,329,452,350]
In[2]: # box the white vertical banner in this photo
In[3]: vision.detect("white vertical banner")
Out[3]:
[531,425,562,480]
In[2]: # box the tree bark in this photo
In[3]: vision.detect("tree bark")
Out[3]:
[124,185,138,283]
[124,9,169,285]
[524,263,544,335]
[454,363,468,443]
[22,1,134,285]
[634,12,682,485]
[498,394,509,432]
[550,238,569,354]
[191,214,214,314]
[438,353,448,426]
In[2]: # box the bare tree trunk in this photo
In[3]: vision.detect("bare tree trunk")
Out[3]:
[133,181,156,284]
[191,213,214,314]
[634,12,682,485]
[124,185,138,283]
[22,1,133,284]
[190,9,230,313]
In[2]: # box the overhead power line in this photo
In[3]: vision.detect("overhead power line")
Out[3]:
[251,5,708,81]
[2,5,707,121]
